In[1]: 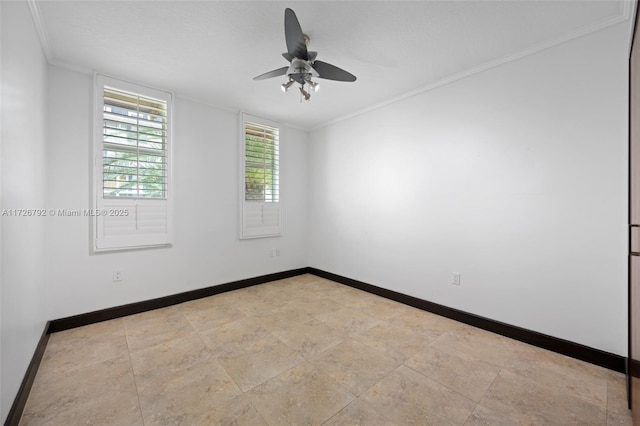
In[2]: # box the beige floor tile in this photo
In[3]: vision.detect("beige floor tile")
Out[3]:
[405,346,501,402]
[323,398,396,425]
[123,306,196,351]
[270,317,344,358]
[283,294,346,317]
[21,356,141,426]
[344,293,409,321]
[608,368,628,381]
[389,308,466,333]
[311,340,402,396]
[260,279,313,297]
[234,295,292,317]
[429,327,522,368]
[481,369,607,425]
[136,357,241,425]
[178,296,246,332]
[217,334,305,391]
[361,365,476,425]
[248,362,355,425]
[502,346,608,407]
[296,276,345,294]
[304,277,360,299]
[36,319,128,379]
[326,287,377,307]
[607,410,633,426]
[354,320,440,360]
[198,316,274,357]
[231,285,293,316]
[250,309,317,335]
[315,306,380,336]
[607,411,635,426]
[130,333,213,384]
[463,404,518,426]
[196,394,268,425]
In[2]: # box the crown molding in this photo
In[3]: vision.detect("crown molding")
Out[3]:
[621,0,634,20]
[26,0,53,64]
[625,0,637,53]
[313,4,633,132]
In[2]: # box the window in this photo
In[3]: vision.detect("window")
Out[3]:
[102,87,167,198]
[93,74,173,251]
[240,113,281,238]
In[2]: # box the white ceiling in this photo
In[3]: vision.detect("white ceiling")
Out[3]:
[35,0,629,130]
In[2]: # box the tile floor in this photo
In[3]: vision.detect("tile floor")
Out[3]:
[20,274,632,425]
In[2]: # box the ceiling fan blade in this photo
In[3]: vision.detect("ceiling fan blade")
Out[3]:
[308,51,318,61]
[284,8,308,60]
[253,66,289,80]
[282,52,294,62]
[312,60,357,82]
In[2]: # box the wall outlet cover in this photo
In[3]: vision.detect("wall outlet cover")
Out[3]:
[452,272,461,285]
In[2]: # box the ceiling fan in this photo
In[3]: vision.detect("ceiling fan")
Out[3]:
[253,8,357,101]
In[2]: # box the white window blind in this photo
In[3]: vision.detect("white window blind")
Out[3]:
[240,113,281,238]
[102,87,167,198]
[93,74,173,251]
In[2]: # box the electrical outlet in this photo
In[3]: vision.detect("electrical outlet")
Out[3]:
[452,272,460,285]
[113,270,122,282]
[268,248,281,258]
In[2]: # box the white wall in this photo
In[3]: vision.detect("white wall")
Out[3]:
[1,1,49,421]
[308,22,629,355]
[44,67,308,320]
[0,3,631,419]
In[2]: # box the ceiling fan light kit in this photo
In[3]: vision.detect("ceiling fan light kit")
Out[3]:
[281,80,295,92]
[299,86,311,101]
[254,8,356,102]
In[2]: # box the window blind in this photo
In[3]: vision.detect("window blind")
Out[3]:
[103,87,167,199]
[240,114,281,239]
[244,121,279,202]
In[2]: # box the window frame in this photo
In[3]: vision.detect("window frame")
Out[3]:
[92,73,174,252]
[239,113,282,239]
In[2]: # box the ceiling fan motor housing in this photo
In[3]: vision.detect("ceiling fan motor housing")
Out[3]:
[287,58,319,85]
